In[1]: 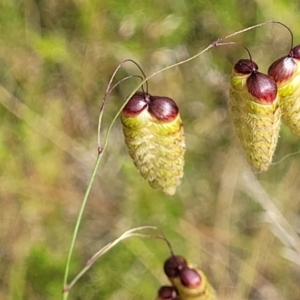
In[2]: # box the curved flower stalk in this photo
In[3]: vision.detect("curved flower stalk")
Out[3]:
[162,255,216,300]
[268,45,300,137]
[230,59,281,171]
[121,91,186,195]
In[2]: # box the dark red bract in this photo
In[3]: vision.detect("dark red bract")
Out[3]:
[122,91,149,117]
[164,255,188,278]
[268,57,296,83]
[149,96,179,121]
[179,267,202,288]
[247,72,277,104]
[122,91,179,122]
[268,44,300,83]
[157,286,178,299]
[289,44,300,59]
[234,59,258,74]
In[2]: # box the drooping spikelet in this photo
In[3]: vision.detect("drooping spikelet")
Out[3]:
[268,45,300,137]
[121,91,185,195]
[163,255,216,300]
[230,59,281,172]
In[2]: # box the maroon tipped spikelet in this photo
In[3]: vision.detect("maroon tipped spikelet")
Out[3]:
[230,59,281,171]
[121,91,185,195]
[268,44,300,137]
[163,255,216,300]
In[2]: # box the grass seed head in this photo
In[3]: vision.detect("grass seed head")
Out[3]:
[230,59,281,171]
[268,44,300,137]
[121,91,186,195]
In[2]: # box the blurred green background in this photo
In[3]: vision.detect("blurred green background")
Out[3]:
[1,0,300,299]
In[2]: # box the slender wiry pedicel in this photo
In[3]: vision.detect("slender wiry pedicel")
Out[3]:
[121,91,185,195]
[268,45,300,137]
[163,255,216,300]
[230,59,281,172]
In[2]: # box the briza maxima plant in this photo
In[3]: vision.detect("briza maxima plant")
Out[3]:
[63,22,300,300]
[230,58,281,172]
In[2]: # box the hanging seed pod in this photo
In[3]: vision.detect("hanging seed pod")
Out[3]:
[157,286,182,300]
[163,255,216,300]
[230,59,281,172]
[268,45,300,137]
[121,91,185,195]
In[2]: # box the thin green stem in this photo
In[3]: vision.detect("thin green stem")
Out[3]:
[62,152,102,299]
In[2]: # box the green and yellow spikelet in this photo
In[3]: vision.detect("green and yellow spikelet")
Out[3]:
[163,255,216,300]
[230,59,281,172]
[268,45,300,137]
[121,91,185,195]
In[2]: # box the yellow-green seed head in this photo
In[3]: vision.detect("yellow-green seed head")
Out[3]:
[164,255,216,300]
[230,59,281,172]
[121,91,185,195]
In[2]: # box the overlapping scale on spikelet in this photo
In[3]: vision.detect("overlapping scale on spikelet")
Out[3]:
[268,45,300,137]
[163,255,216,300]
[121,91,185,195]
[230,59,281,172]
